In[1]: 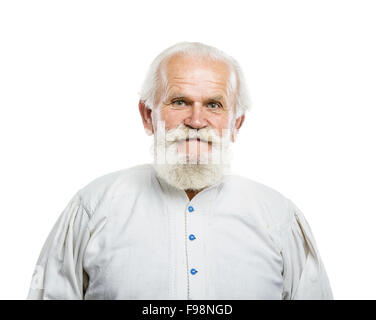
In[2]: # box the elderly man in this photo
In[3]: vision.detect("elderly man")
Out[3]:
[27,42,333,300]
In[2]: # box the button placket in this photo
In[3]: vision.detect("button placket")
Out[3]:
[185,202,206,299]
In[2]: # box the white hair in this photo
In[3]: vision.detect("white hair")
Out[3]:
[139,42,251,118]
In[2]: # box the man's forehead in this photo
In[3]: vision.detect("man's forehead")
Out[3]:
[162,54,231,83]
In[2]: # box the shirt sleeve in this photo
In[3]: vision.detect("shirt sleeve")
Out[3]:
[281,200,333,300]
[27,192,91,300]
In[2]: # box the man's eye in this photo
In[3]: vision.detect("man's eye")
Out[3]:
[207,102,220,109]
[172,100,186,106]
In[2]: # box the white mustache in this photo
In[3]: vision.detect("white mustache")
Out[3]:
[153,122,233,166]
[165,124,223,144]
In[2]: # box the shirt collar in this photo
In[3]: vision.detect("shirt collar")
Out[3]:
[150,164,227,214]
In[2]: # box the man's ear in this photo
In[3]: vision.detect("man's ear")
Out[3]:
[139,100,154,135]
[232,114,245,142]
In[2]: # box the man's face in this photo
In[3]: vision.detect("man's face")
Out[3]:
[139,53,244,190]
[154,54,236,160]
[157,54,234,130]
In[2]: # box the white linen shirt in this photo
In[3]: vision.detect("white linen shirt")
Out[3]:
[27,164,333,300]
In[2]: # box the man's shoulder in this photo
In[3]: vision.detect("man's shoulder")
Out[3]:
[76,163,154,214]
[225,174,288,202]
[223,174,292,224]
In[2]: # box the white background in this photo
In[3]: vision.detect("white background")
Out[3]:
[1,0,375,300]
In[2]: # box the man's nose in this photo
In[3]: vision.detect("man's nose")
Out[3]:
[184,103,208,129]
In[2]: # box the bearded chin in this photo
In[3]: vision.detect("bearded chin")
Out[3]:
[153,162,226,191]
[152,140,231,191]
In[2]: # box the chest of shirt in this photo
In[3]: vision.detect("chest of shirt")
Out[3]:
[82,190,284,300]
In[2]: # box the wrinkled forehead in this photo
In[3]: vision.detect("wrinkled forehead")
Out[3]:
[159,53,236,94]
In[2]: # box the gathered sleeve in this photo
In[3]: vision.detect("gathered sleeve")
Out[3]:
[27,192,91,300]
[281,200,333,300]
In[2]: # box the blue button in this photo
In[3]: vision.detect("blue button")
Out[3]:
[190,268,198,275]
[189,234,196,241]
[188,206,194,212]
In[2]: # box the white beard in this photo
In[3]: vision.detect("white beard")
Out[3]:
[152,123,232,191]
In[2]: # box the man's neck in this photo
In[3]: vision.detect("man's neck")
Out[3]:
[185,189,202,201]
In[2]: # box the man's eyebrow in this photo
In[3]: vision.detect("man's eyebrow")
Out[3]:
[167,94,225,101]
[168,93,186,100]
[205,96,224,102]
